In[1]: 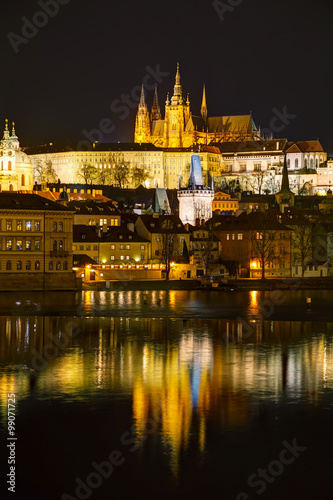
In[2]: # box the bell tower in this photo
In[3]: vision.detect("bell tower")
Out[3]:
[164,63,190,148]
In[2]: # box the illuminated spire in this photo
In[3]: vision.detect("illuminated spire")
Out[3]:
[150,85,161,121]
[139,83,146,107]
[186,93,190,106]
[166,92,170,106]
[280,155,290,192]
[3,118,10,140]
[201,84,207,123]
[171,62,183,105]
[11,121,18,139]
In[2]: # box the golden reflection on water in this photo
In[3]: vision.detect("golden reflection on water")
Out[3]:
[1,316,333,475]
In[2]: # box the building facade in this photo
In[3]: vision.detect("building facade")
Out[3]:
[0,193,77,290]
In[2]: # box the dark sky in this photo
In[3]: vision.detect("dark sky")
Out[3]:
[1,0,332,152]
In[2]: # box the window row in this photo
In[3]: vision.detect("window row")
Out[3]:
[226,233,243,240]
[1,220,41,231]
[2,261,69,271]
[52,222,64,232]
[1,239,41,251]
[73,245,98,251]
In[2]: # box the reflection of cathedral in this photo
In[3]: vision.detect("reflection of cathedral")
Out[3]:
[135,63,260,148]
[0,119,33,192]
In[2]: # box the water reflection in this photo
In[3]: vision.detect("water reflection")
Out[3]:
[1,315,333,476]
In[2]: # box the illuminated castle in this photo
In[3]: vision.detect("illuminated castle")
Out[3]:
[135,63,260,148]
[0,119,33,192]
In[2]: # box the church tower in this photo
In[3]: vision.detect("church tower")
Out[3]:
[164,63,191,148]
[275,155,295,212]
[0,119,33,192]
[201,84,208,125]
[177,154,214,225]
[134,84,151,144]
[150,86,161,121]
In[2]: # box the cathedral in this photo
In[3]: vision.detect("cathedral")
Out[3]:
[0,119,33,192]
[135,63,261,148]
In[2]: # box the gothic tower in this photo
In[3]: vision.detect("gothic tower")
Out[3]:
[150,86,161,121]
[177,154,214,225]
[134,84,151,144]
[201,84,208,125]
[164,63,191,148]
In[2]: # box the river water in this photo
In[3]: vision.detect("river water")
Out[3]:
[0,289,333,499]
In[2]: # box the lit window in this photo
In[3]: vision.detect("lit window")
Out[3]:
[86,245,91,251]
[35,221,41,231]
[53,222,57,232]
[110,255,115,260]
[17,261,22,270]
[16,240,23,251]
[25,221,32,231]
[238,233,243,240]
[59,222,63,232]
[17,221,22,231]
[110,244,115,249]
[6,221,12,231]
[56,261,61,270]
[126,255,130,260]
[226,234,230,240]
[125,245,130,249]
[35,261,40,270]
[35,240,41,251]
[120,255,124,260]
[140,245,145,250]
[6,239,12,250]
[120,244,125,250]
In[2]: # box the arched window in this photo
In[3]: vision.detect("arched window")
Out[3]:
[295,158,298,169]
[21,174,25,186]
[17,261,22,270]
[315,158,319,168]
[304,157,308,168]
[9,184,13,191]
[63,261,68,270]
[35,261,40,270]
[26,261,31,270]
[52,222,57,232]
[59,222,63,231]
[59,240,63,250]
[56,261,61,270]
[53,240,57,251]
[287,159,290,168]
[6,261,11,270]
[49,261,53,270]
[8,161,12,171]
[310,158,314,169]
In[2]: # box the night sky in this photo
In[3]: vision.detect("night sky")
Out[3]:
[1,0,332,152]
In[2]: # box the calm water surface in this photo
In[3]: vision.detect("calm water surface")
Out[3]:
[0,290,333,500]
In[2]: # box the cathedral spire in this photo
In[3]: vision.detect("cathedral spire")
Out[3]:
[150,85,161,121]
[139,83,146,107]
[201,84,207,123]
[171,62,183,105]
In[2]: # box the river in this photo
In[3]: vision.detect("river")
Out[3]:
[0,289,333,499]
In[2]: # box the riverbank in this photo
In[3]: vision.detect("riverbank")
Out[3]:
[82,277,333,291]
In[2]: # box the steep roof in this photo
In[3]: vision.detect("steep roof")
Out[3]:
[215,211,292,232]
[286,140,324,153]
[137,214,187,234]
[73,225,101,242]
[104,226,149,243]
[207,115,256,135]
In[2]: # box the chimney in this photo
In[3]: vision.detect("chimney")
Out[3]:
[276,141,279,150]
[195,218,200,226]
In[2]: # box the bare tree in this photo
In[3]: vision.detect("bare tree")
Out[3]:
[291,220,313,277]
[248,172,265,194]
[159,219,180,280]
[77,163,98,185]
[108,154,131,188]
[132,166,149,187]
[195,224,219,274]
[33,159,58,183]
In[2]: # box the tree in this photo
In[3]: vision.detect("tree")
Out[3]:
[159,219,180,280]
[96,167,112,185]
[290,218,313,277]
[33,159,58,183]
[195,224,219,274]
[132,167,149,187]
[108,154,131,188]
[77,163,98,185]
[248,172,265,194]
[247,213,286,280]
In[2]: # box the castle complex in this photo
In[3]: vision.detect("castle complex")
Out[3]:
[135,63,260,148]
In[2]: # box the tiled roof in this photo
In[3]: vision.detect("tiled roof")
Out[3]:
[0,193,74,212]
[104,226,148,243]
[138,214,187,233]
[286,141,324,153]
[213,139,287,154]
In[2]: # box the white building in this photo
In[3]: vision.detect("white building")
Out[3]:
[178,154,214,225]
[0,120,33,192]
